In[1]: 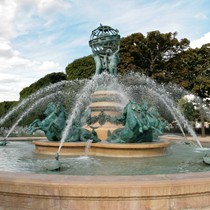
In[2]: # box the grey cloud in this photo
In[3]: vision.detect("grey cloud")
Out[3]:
[0,48,14,58]
[0,78,19,83]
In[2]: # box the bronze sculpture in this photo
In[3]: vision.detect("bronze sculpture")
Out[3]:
[107,100,168,143]
[28,102,67,141]
[89,24,120,75]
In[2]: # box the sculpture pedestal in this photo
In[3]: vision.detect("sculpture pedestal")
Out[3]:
[85,90,125,140]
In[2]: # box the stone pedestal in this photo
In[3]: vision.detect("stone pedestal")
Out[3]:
[85,90,125,140]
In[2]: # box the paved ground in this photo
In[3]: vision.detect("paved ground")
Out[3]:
[161,134,210,143]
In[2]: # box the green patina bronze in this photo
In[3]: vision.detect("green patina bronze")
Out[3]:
[65,115,101,143]
[28,102,101,143]
[107,100,168,143]
[28,102,67,141]
[89,24,120,76]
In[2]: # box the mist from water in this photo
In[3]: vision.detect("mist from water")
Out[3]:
[0,80,86,126]
[57,72,123,154]
[5,91,63,139]
[1,71,209,151]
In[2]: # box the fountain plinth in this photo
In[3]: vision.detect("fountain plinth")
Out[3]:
[85,90,124,140]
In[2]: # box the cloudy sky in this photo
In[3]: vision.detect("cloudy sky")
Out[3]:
[0,0,210,102]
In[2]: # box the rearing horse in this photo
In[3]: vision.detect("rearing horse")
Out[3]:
[28,102,67,141]
[107,100,166,143]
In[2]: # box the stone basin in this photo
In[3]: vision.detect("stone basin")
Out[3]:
[1,171,210,210]
[32,140,170,157]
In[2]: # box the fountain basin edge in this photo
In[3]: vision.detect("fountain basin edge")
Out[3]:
[32,140,170,157]
[1,171,210,209]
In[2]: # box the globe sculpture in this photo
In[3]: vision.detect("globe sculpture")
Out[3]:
[89,24,120,75]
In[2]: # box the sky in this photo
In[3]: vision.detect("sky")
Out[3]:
[0,0,210,102]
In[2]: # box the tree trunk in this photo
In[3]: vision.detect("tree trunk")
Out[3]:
[200,107,206,137]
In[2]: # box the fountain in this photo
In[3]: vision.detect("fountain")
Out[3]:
[0,25,210,210]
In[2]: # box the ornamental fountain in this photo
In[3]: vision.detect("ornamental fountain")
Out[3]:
[30,24,170,159]
[0,25,210,210]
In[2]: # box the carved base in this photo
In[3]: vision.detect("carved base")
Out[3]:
[86,90,125,140]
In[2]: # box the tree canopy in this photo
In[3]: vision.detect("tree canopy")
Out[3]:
[19,72,67,100]
[65,55,95,80]
[166,44,210,99]
[118,31,190,81]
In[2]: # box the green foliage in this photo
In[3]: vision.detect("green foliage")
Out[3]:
[19,72,67,100]
[189,44,210,98]
[0,101,18,127]
[167,44,210,99]
[0,101,17,117]
[65,55,95,80]
[118,31,209,100]
[118,33,145,74]
[118,31,190,82]
[178,98,199,122]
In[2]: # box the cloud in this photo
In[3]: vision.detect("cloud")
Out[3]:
[0,38,61,101]
[0,38,18,58]
[0,73,20,83]
[37,61,60,72]
[0,0,70,101]
[0,0,17,39]
[38,0,71,15]
[0,39,34,69]
[194,13,207,20]
[0,73,21,101]
[191,32,210,48]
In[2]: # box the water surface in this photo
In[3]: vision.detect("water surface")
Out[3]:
[0,140,209,176]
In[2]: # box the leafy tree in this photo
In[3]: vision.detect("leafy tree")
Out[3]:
[0,101,18,128]
[167,44,210,99]
[0,101,18,118]
[178,97,199,122]
[20,72,67,100]
[118,31,190,82]
[118,33,145,74]
[189,44,210,99]
[65,55,95,80]
[178,96,209,137]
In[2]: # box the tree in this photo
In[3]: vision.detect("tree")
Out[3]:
[167,44,210,98]
[118,31,190,82]
[19,72,67,100]
[178,97,199,122]
[65,55,95,80]
[118,33,145,74]
[0,101,17,117]
[189,44,210,99]
[0,101,18,128]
